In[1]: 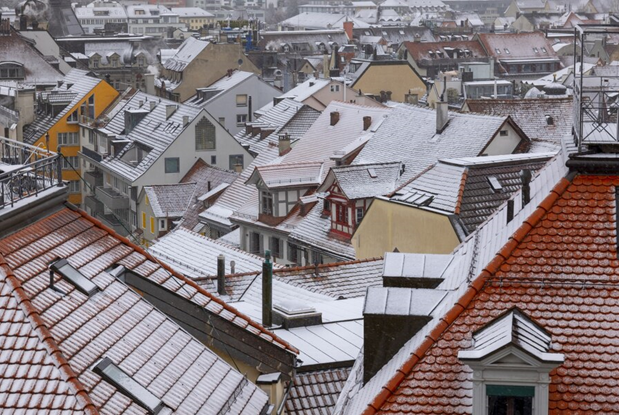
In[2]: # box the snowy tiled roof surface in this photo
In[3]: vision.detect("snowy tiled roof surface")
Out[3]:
[354,104,510,183]
[466,97,573,150]
[75,5,127,18]
[24,69,100,144]
[171,7,214,17]
[149,228,279,281]
[334,143,572,415]
[275,78,331,103]
[260,30,349,53]
[286,367,352,415]
[279,13,370,29]
[0,207,272,413]
[354,27,435,44]
[163,37,209,72]
[250,162,324,189]
[84,42,133,65]
[185,71,254,107]
[179,159,238,230]
[477,32,558,60]
[326,162,403,200]
[144,183,196,218]
[402,40,487,65]
[97,91,202,182]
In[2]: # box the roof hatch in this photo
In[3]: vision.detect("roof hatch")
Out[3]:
[49,258,99,297]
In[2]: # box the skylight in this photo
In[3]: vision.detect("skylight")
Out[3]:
[540,47,547,53]
[488,176,503,193]
[533,47,539,53]
[504,48,510,54]
[368,168,377,178]
[94,357,165,414]
[49,258,99,297]
[495,48,501,55]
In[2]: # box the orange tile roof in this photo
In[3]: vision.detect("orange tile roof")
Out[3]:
[0,206,277,412]
[364,173,613,414]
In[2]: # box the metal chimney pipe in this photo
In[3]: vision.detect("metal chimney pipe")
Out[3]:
[262,250,273,327]
[217,254,226,295]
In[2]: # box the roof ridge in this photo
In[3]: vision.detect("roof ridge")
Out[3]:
[71,209,298,355]
[0,256,99,414]
[273,256,383,274]
[362,174,573,415]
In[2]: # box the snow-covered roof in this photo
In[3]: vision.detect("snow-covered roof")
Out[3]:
[171,7,214,17]
[185,71,255,107]
[143,182,196,218]
[162,37,209,72]
[280,12,370,30]
[319,162,403,200]
[247,162,324,189]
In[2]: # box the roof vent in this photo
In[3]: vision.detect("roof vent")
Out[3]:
[382,252,451,289]
[545,115,554,125]
[49,258,99,297]
[273,299,322,328]
[368,168,377,178]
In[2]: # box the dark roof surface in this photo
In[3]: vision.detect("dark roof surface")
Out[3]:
[286,367,352,415]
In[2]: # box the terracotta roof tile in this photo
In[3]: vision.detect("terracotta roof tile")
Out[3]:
[371,174,619,414]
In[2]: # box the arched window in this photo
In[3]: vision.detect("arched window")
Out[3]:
[0,62,24,79]
[195,116,216,150]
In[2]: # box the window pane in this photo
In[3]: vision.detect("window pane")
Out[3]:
[487,385,534,415]
[195,116,216,150]
[165,158,179,173]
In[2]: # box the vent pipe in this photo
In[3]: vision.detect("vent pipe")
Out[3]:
[262,250,273,327]
[521,169,532,206]
[217,254,226,295]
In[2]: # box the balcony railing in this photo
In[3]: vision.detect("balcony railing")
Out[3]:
[95,186,130,210]
[0,137,61,209]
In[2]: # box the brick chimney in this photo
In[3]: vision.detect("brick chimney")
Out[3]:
[330,111,340,126]
[343,20,353,42]
[363,116,372,131]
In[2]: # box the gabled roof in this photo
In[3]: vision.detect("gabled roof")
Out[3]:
[246,162,324,190]
[171,7,214,17]
[466,97,573,150]
[185,70,257,107]
[390,153,553,233]
[163,37,209,72]
[354,104,522,183]
[402,40,487,65]
[0,206,281,413]
[143,182,196,218]
[279,12,370,29]
[23,69,102,144]
[477,32,558,60]
[319,162,403,200]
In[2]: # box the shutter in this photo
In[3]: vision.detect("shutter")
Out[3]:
[259,234,264,256]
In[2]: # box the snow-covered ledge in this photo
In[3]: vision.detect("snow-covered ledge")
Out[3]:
[458,308,564,415]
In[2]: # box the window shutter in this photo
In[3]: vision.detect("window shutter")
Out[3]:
[259,234,264,256]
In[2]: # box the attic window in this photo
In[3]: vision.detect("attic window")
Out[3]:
[540,47,547,53]
[545,115,554,125]
[495,48,501,55]
[49,258,99,297]
[368,168,377,178]
[488,176,503,193]
[93,357,165,414]
[504,48,510,54]
[533,47,539,53]
[364,30,370,35]
[399,30,405,35]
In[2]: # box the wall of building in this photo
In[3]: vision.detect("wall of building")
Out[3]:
[309,82,383,110]
[481,122,522,155]
[352,64,426,102]
[171,43,261,102]
[352,199,460,258]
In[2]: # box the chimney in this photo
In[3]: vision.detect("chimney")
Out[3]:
[262,250,273,327]
[405,93,419,105]
[507,199,514,224]
[521,169,532,205]
[245,124,253,135]
[260,128,274,140]
[330,111,340,126]
[165,104,177,119]
[234,163,243,173]
[363,116,372,131]
[343,20,353,42]
[230,260,236,274]
[19,15,27,31]
[31,20,38,30]
[436,102,449,133]
[217,254,226,295]
[279,133,291,156]
[149,101,156,111]
[182,115,189,126]
[363,286,446,384]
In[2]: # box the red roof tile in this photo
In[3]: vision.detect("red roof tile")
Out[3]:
[369,174,619,414]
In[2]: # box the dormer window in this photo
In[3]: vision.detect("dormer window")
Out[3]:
[540,47,547,53]
[458,308,564,415]
[0,62,24,79]
[261,190,273,215]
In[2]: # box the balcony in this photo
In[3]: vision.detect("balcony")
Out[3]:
[100,213,129,237]
[84,196,104,216]
[80,146,102,163]
[84,170,103,190]
[95,186,129,210]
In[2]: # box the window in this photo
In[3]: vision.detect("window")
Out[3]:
[499,130,508,137]
[330,84,340,92]
[229,155,243,170]
[495,48,501,55]
[271,236,282,259]
[236,94,248,107]
[49,258,99,297]
[261,190,273,215]
[91,58,100,68]
[81,95,95,119]
[0,62,24,79]
[164,157,179,173]
[336,203,348,224]
[160,219,166,230]
[540,47,547,53]
[150,216,155,234]
[532,47,539,53]
[487,385,534,415]
[195,116,216,150]
[249,232,263,254]
[236,114,247,126]
[288,242,299,265]
[504,48,510,54]
[62,156,79,170]
[68,180,81,193]
[93,357,164,413]
[210,155,216,165]
[356,207,364,224]
[67,110,79,123]
[218,117,225,126]
[58,132,79,146]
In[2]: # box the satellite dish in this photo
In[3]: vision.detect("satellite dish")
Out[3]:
[238,58,244,66]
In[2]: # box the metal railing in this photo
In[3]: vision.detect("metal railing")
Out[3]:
[0,137,61,209]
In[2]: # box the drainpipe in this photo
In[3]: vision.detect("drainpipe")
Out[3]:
[262,250,273,327]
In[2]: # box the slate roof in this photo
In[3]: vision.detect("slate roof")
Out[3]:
[178,159,238,230]
[320,162,403,200]
[143,183,196,218]
[465,97,573,151]
[162,37,209,72]
[96,91,203,182]
[366,171,619,414]
[333,142,573,415]
[391,153,553,233]
[0,206,280,413]
[23,69,102,145]
[354,104,519,183]
[286,367,352,415]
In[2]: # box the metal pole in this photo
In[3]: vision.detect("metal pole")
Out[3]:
[56,147,62,187]
[262,250,273,327]
[217,254,226,295]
